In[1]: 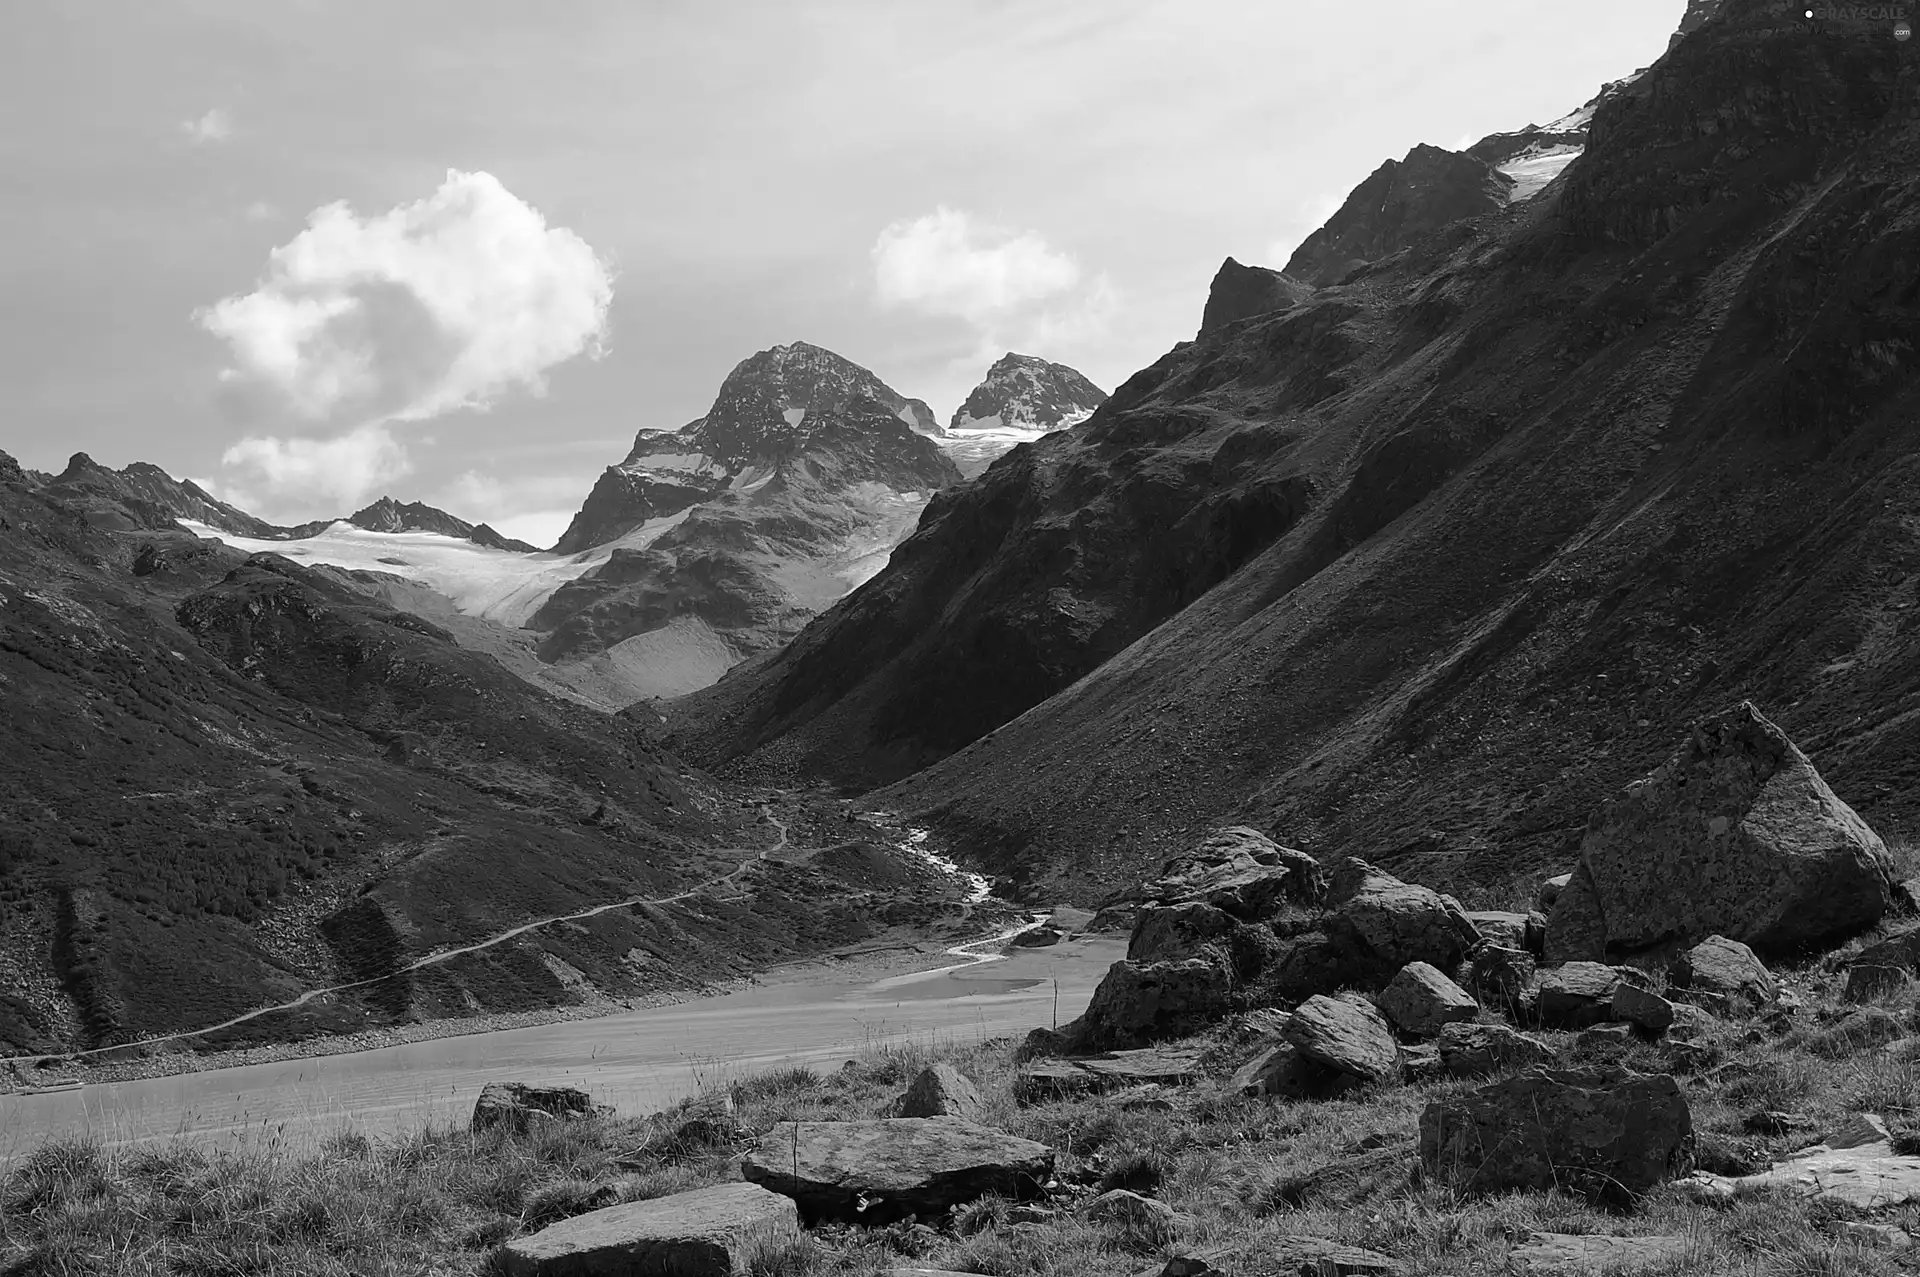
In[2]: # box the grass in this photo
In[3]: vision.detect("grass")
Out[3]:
[8,956,1920,1276]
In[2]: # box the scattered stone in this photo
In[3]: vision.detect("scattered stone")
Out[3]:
[1078,959,1232,1049]
[1401,1043,1444,1084]
[1673,935,1776,1013]
[1807,1007,1905,1057]
[1376,962,1479,1038]
[1683,1111,1920,1209]
[1437,1022,1553,1076]
[1467,911,1531,952]
[1839,1222,1915,1250]
[1284,995,1403,1087]
[1610,983,1676,1032]
[1851,926,1920,974]
[1325,861,1482,973]
[895,1063,985,1122]
[1014,1049,1204,1105]
[1742,1111,1812,1137]
[1536,962,1621,1028]
[1508,1232,1695,1273]
[1113,1085,1176,1113]
[1013,1061,1093,1104]
[1137,1251,1231,1277]
[1010,925,1064,948]
[496,1182,800,1277]
[472,1081,595,1134]
[1468,945,1537,1011]
[1545,702,1895,962]
[1015,1026,1073,1062]
[1084,1189,1185,1246]
[1278,1238,1401,1275]
[1128,902,1235,964]
[1087,903,1142,934]
[1420,1067,1693,1198]
[1825,1112,1891,1148]
[1230,1043,1313,1099]
[1666,1004,1716,1039]
[742,1118,1055,1224]
[1576,1023,1636,1049]
[1537,873,1572,912]
[1267,931,1365,1002]
[1845,963,1909,1004]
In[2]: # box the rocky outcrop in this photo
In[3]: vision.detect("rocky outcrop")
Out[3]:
[1197,258,1314,336]
[1685,1111,1920,1210]
[37,453,280,538]
[740,1118,1054,1224]
[1134,828,1325,917]
[949,353,1107,433]
[1421,1068,1693,1198]
[1547,703,1894,963]
[471,1081,596,1133]
[327,497,538,553]
[1282,145,1513,287]
[1073,958,1232,1050]
[496,1182,801,1277]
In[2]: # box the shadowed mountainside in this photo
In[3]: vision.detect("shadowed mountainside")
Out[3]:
[665,0,1920,904]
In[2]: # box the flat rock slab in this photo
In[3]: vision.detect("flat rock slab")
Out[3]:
[1510,1232,1695,1272]
[742,1117,1054,1224]
[498,1181,799,1277]
[1016,1048,1204,1102]
[1136,1239,1399,1277]
[1685,1123,1920,1209]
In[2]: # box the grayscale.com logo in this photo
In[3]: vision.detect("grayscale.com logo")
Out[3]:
[1779,3,1914,36]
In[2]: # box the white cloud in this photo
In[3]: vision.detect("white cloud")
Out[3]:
[182,108,233,144]
[221,423,411,510]
[242,200,278,223]
[198,169,614,514]
[436,469,597,550]
[872,207,1081,325]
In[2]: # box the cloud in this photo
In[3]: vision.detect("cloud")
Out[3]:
[198,169,613,513]
[242,201,278,223]
[435,469,598,551]
[220,423,412,510]
[872,207,1081,325]
[182,108,233,144]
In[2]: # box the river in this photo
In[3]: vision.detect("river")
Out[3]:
[0,930,1121,1156]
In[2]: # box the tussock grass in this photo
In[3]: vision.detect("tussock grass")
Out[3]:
[9,969,1920,1276]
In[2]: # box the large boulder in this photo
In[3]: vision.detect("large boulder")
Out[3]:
[1420,1068,1693,1199]
[1545,703,1894,962]
[497,1182,800,1277]
[1467,945,1538,1013]
[1139,827,1324,918]
[1376,962,1479,1038]
[741,1118,1054,1224]
[1228,1043,1315,1099]
[1283,995,1403,1088]
[1077,959,1232,1049]
[895,1063,986,1122]
[1672,935,1776,1014]
[1437,1022,1553,1076]
[1324,860,1482,975]
[1535,963,1622,1028]
[472,1082,595,1134]
[1128,902,1235,964]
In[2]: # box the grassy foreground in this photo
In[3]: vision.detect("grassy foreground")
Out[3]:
[9,947,1920,1276]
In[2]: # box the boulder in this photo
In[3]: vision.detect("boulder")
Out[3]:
[741,1118,1055,1224]
[1436,1022,1553,1076]
[1610,983,1676,1032]
[1673,935,1775,1013]
[1845,963,1909,1004]
[472,1081,595,1134]
[1375,962,1478,1038]
[1420,1067,1692,1199]
[1084,1189,1185,1246]
[1467,945,1537,1012]
[1324,860,1482,974]
[1142,827,1324,918]
[1228,1043,1314,1099]
[1536,873,1572,913]
[1014,1048,1203,1105]
[1466,911,1530,952]
[1284,995,1403,1087]
[1009,925,1064,948]
[1509,1232,1694,1273]
[1266,932,1366,1002]
[496,1182,800,1277]
[1545,703,1894,961]
[1684,1111,1920,1209]
[895,1063,985,1122]
[1128,902,1235,964]
[1853,927,1920,973]
[1079,959,1231,1048]
[1535,962,1621,1028]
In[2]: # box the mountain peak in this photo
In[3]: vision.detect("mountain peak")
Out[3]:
[950,353,1108,433]
[340,497,540,552]
[1199,258,1315,336]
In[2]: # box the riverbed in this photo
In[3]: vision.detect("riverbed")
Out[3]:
[0,931,1121,1155]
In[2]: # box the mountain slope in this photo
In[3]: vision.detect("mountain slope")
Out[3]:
[37,453,281,539]
[0,467,968,1056]
[282,497,540,553]
[1199,258,1316,336]
[666,0,1920,904]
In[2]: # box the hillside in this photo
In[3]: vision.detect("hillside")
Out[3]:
[665,0,1920,904]
[0,465,974,1057]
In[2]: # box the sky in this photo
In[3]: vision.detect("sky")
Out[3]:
[0,1,1684,548]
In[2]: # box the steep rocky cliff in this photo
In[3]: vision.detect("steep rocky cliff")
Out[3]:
[37,453,280,538]
[667,0,1920,904]
[1198,258,1316,336]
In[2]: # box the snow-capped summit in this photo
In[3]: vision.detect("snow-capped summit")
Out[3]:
[1467,72,1644,203]
[949,353,1107,434]
[329,496,539,553]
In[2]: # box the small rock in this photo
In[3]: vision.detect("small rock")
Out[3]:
[1284,995,1403,1087]
[1229,1043,1313,1099]
[1468,945,1537,1011]
[1437,1022,1553,1076]
[1376,962,1479,1038]
[1845,963,1909,1004]
[1509,1232,1694,1273]
[1113,1084,1176,1113]
[472,1081,595,1134]
[1536,962,1621,1028]
[1084,1188,1185,1246]
[1684,1111,1920,1209]
[496,1181,800,1277]
[1742,1111,1811,1136]
[1674,935,1776,1014]
[1576,1023,1636,1049]
[1839,1221,1914,1250]
[895,1063,985,1122]
[1401,1043,1444,1084]
[741,1118,1055,1224]
[1537,873,1572,913]
[1466,911,1530,951]
[1610,983,1675,1032]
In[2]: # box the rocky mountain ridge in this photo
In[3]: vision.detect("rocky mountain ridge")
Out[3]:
[949,353,1108,433]
[282,497,540,554]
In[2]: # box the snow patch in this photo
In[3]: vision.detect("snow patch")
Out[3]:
[902,828,992,904]
[783,407,806,427]
[951,412,1005,432]
[1500,145,1583,202]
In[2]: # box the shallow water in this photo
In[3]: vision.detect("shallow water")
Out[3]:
[0,936,1120,1155]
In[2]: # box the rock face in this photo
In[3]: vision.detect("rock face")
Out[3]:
[1547,703,1894,962]
[741,1118,1055,1224]
[496,1182,801,1277]
[1283,995,1403,1087]
[1282,145,1513,287]
[472,1081,595,1133]
[37,452,281,538]
[1421,1068,1693,1198]
[1075,959,1232,1049]
[948,352,1107,433]
[895,1063,986,1123]
[1376,962,1478,1038]
[1197,258,1315,336]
